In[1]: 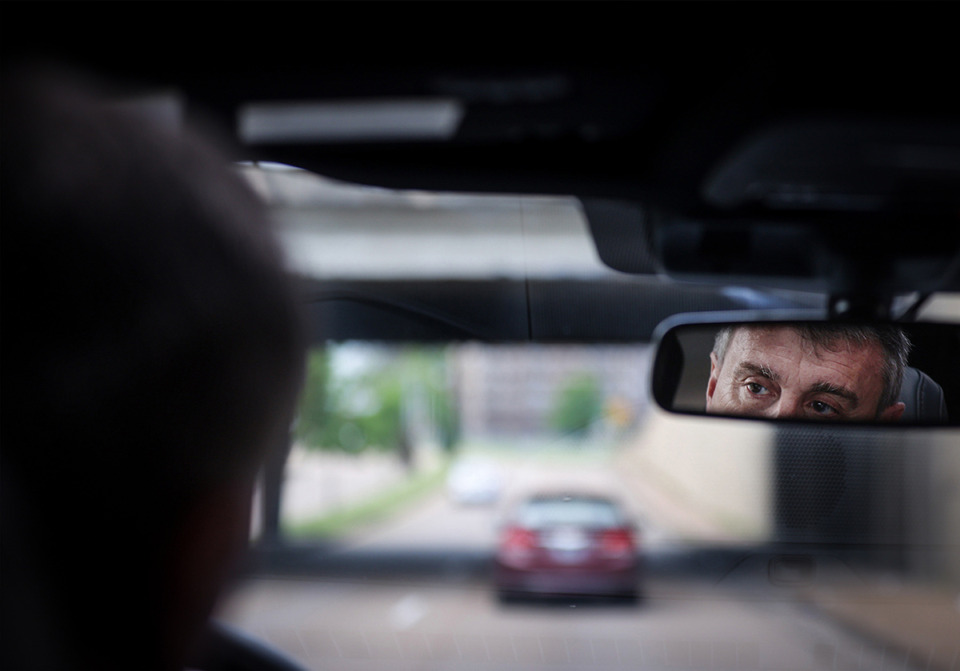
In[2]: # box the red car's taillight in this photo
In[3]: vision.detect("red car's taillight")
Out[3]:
[599,528,635,558]
[498,526,538,566]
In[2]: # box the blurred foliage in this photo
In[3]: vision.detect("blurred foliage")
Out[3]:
[295,345,459,455]
[549,373,603,437]
[294,349,331,448]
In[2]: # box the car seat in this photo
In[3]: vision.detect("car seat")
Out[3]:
[899,366,949,422]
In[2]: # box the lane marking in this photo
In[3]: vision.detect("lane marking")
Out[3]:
[390,593,428,631]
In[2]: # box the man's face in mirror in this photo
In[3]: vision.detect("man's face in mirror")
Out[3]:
[705,326,906,421]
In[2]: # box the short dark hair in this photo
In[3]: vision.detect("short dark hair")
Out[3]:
[712,323,911,413]
[1,67,306,667]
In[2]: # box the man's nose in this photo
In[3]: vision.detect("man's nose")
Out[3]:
[768,397,804,419]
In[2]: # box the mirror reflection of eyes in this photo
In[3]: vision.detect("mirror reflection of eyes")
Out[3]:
[737,376,838,417]
[741,378,842,418]
[733,361,858,419]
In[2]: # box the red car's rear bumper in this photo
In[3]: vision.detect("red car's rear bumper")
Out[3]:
[494,561,640,599]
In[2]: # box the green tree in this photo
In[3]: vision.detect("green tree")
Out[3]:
[294,349,331,447]
[549,373,603,437]
[295,345,459,456]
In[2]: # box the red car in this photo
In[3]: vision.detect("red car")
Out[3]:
[494,493,641,603]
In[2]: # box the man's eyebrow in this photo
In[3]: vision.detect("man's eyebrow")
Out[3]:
[733,362,779,381]
[809,381,859,407]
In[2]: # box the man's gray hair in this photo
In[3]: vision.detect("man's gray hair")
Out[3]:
[712,323,912,414]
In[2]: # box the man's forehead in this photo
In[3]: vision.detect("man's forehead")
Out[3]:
[726,326,885,381]
[728,326,807,354]
[730,325,862,353]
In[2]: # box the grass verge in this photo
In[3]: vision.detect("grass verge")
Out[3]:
[284,461,449,540]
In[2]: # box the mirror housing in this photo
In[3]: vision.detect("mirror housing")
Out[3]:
[651,314,958,426]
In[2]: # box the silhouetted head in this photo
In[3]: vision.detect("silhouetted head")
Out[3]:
[1,65,306,670]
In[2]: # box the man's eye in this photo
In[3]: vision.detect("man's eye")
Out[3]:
[810,400,839,416]
[745,382,768,395]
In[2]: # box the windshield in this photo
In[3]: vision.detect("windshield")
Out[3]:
[210,170,960,671]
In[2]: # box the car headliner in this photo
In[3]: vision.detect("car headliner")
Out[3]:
[4,4,959,338]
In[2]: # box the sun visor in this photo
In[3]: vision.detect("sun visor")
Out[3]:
[642,119,960,296]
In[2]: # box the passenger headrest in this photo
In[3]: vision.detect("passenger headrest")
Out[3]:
[898,366,949,423]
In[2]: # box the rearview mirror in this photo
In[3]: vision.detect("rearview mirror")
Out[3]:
[651,318,959,425]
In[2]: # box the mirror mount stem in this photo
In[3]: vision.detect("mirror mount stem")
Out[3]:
[827,292,932,322]
[827,257,911,321]
[827,294,895,321]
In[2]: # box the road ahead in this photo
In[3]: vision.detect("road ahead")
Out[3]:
[220,572,915,671]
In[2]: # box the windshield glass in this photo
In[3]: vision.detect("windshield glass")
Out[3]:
[209,167,960,671]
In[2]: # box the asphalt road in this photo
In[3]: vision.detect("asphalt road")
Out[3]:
[219,575,906,671]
